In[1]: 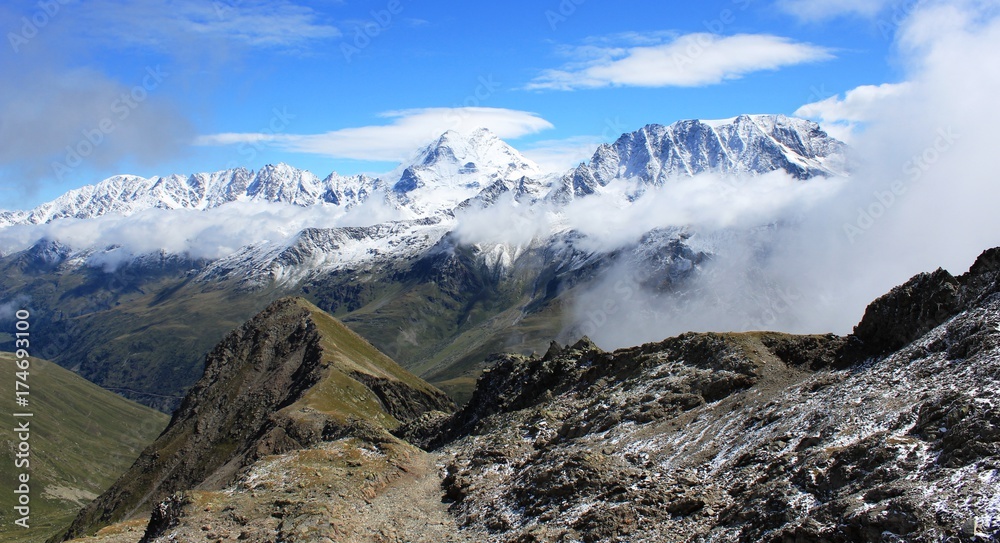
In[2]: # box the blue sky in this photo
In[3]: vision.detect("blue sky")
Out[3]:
[1,0,913,209]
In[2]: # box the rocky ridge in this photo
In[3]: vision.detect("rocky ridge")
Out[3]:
[61,248,1000,543]
[58,297,453,542]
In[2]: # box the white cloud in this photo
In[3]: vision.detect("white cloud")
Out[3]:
[196,107,555,162]
[0,200,402,262]
[795,82,912,141]
[526,33,833,90]
[193,133,278,146]
[796,83,912,123]
[560,172,845,253]
[453,193,555,249]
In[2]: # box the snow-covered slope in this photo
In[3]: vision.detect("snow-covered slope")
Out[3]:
[200,217,454,287]
[0,165,382,227]
[549,114,847,202]
[388,128,544,214]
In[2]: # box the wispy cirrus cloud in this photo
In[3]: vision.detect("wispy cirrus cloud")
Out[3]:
[76,0,341,52]
[776,0,898,21]
[526,32,834,91]
[195,107,554,162]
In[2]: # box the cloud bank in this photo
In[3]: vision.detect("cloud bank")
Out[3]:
[560,0,1000,348]
[0,199,399,265]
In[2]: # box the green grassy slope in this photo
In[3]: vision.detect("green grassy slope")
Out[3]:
[0,353,168,543]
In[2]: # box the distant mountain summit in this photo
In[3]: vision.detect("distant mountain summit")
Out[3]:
[388,127,544,213]
[551,114,846,201]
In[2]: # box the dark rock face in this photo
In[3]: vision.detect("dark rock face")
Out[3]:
[854,247,1000,355]
[853,268,962,354]
[138,494,190,543]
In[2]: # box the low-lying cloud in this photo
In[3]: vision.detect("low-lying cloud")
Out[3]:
[563,0,1000,348]
[0,199,401,266]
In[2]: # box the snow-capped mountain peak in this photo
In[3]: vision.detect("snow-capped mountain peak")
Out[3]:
[0,164,388,228]
[388,127,543,213]
[549,114,848,202]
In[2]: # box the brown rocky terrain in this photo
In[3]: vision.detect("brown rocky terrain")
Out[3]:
[57,297,453,542]
[61,249,1000,542]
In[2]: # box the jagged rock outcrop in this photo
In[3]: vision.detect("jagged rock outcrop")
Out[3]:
[59,297,453,541]
[854,247,1000,354]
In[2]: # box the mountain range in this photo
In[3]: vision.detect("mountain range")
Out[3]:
[0,114,846,413]
[0,115,844,227]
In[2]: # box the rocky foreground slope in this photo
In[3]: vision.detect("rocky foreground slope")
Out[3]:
[57,298,453,542]
[63,250,1000,542]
